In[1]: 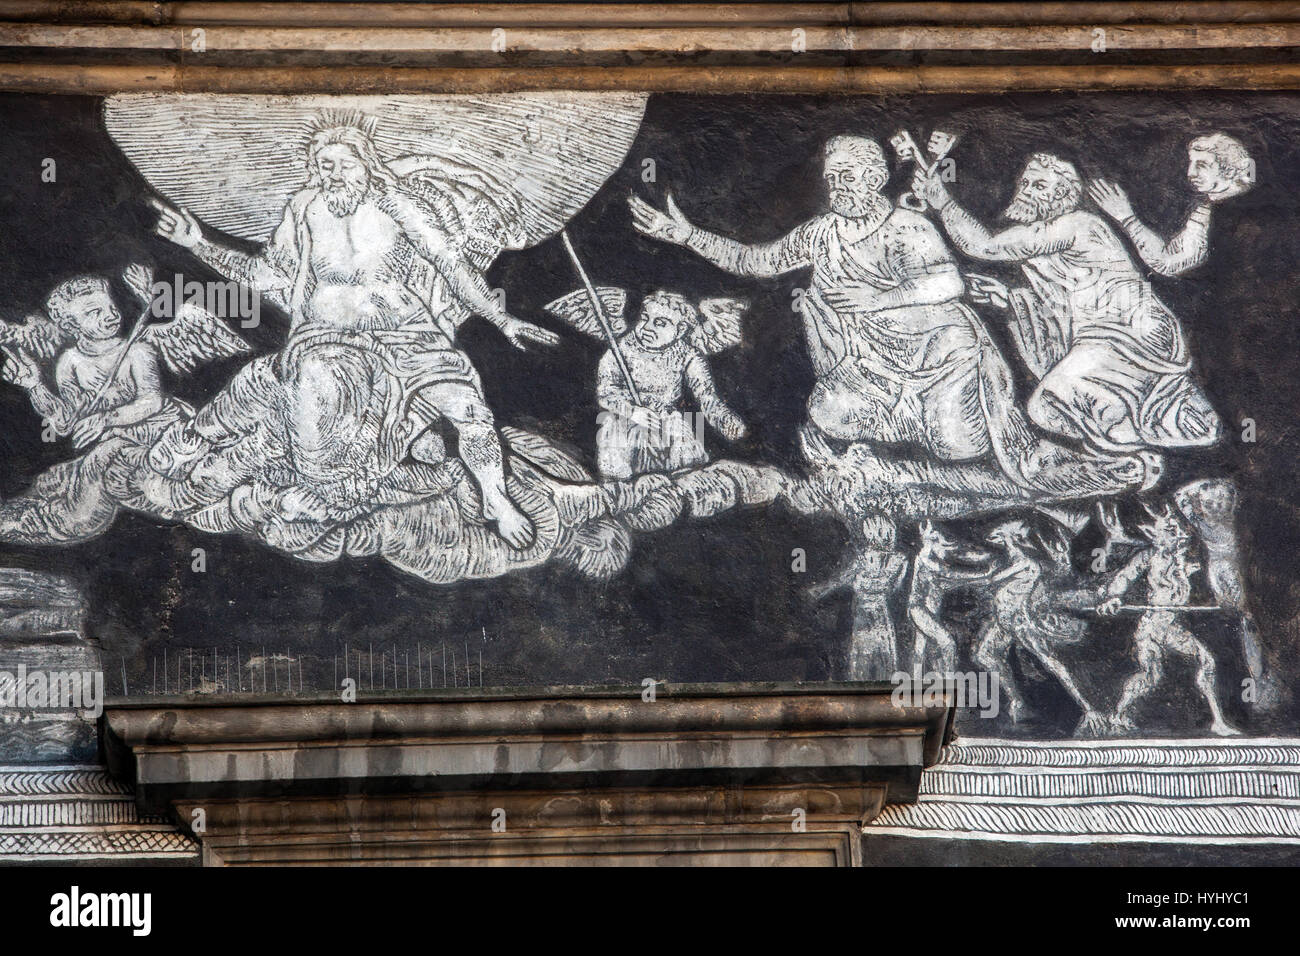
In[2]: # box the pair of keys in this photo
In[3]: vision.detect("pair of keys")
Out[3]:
[890,130,957,212]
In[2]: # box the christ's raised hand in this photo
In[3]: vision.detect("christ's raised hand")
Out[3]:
[150,199,203,249]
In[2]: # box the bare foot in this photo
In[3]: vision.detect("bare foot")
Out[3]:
[1075,709,1109,737]
[1209,717,1241,737]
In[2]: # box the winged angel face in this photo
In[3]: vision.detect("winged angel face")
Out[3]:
[635,292,694,350]
[47,279,123,342]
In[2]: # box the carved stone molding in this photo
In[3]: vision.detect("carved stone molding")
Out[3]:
[102,683,952,865]
[0,1,1297,91]
[0,764,198,864]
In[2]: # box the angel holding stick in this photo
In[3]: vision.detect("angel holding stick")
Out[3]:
[0,264,250,543]
[546,285,748,480]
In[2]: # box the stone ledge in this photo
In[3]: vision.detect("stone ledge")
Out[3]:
[101,683,952,865]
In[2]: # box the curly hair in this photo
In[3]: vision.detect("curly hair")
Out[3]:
[824,135,888,187]
[1026,152,1083,210]
[45,275,113,332]
[642,290,700,339]
[1189,132,1255,193]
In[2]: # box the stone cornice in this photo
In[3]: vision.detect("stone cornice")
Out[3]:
[0,1,1297,92]
[102,683,953,816]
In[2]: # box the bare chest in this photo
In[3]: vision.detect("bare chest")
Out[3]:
[305,202,407,278]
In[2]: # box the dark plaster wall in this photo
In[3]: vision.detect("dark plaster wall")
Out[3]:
[0,91,1294,737]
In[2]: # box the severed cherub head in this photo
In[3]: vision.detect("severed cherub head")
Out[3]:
[1187,132,1255,202]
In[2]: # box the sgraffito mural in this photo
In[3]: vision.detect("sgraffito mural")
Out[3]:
[0,90,1295,744]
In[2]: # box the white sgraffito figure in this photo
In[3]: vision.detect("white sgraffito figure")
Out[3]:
[889,128,957,212]
[547,287,746,479]
[51,92,723,586]
[150,111,557,550]
[1088,132,1255,277]
[0,265,249,543]
[916,151,1221,460]
[1173,478,1264,680]
[807,514,907,679]
[1096,503,1239,736]
[629,137,1148,504]
[972,520,1105,734]
[906,520,994,675]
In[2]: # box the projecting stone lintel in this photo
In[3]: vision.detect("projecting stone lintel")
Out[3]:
[101,683,952,865]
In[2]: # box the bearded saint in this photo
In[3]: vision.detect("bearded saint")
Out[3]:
[917,152,1221,456]
[631,135,1148,500]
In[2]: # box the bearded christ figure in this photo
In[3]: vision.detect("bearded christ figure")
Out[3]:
[151,113,558,549]
[915,153,1221,457]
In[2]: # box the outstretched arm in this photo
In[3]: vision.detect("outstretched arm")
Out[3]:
[938,203,1076,262]
[911,170,1075,262]
[381,189,559,350]
[153,200,297,297]
[1089,180,1211,276]
[629,194,813,278]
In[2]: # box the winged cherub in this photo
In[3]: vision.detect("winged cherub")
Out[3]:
[547,287,747,479]
[0,264,250,543]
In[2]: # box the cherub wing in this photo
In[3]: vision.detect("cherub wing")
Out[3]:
[695,297,747,354]
[543,287,628,339]
[139,303,253,376]
[0,311,70,365]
